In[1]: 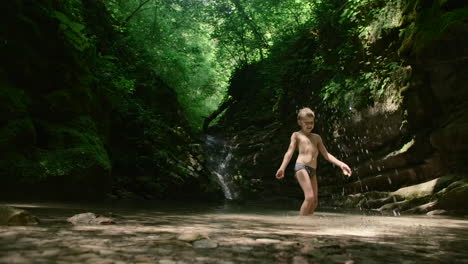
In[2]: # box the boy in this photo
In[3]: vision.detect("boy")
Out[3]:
[275,107,352,216]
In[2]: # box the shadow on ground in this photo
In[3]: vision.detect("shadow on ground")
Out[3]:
[1,202,468,263]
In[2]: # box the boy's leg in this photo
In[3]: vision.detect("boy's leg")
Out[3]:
[307,175,318,214]
[295,169,315,216]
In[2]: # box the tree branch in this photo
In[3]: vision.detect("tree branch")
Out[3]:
[124,0,152,24]
[203,97,236,132]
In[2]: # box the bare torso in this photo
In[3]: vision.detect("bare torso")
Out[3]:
[294,131,320,168]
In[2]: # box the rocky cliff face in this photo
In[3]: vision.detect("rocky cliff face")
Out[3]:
[208,0,468,214]
[0,0,221,200]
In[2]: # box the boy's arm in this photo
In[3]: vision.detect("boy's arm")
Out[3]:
[275,133,297,179]
[317,135,352,176]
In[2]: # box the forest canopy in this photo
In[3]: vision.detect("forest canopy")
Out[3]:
[103,0,315,128]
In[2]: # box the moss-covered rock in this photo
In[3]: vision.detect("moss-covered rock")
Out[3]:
[391,175,454,200]
[377,196,431,213]
[434,178,468,210]
[431,116,468,172]
[399,1,468,56]
[0,205,39,226]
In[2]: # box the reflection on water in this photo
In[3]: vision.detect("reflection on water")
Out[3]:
[1,201,468,263]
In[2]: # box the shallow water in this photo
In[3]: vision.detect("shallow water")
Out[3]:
[1,201,468,264]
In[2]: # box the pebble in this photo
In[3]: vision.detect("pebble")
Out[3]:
[426,210,448,216]
[292,255,310,264]
[177,232,205,242]
[192,239,218,249]
[231,245,253,252]
[41,249,61,257]
[255,238,281,244]
[0,254,30,264]
[159,259,176,264]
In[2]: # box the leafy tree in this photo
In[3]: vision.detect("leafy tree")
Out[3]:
[103,0,315,128]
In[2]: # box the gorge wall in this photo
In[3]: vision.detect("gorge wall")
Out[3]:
[208,0,468,214]
[0,0,221,200]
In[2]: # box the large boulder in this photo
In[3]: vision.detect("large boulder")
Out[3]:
[0,205,39,225]
[67,212,115,225]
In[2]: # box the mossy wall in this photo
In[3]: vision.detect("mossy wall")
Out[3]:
[0,0,221,200]
[210,0,468,200]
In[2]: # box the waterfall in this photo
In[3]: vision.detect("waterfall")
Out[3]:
[204,135,239,200]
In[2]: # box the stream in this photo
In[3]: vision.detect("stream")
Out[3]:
[1,201,468,264]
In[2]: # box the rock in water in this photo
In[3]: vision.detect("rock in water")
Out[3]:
[192,239,218,249]
[0,205,40,225]
[67,212,115,225]
[426,209,448,216]
[177,232,206,242]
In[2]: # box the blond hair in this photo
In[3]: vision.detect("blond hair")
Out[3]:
[297,107,315,120]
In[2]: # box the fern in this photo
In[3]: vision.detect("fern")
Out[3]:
[52,11,90,52]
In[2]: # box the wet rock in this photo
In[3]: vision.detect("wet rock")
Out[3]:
[391,176,453,200]
[41,249,61,257]
[430,119,468,172]
[177,232,206,242]
[401,178,468,215]
[0,205,39,225]
[231,245,253,252]
[343,192,389,208]
[435,180,468,211]
[426,209,448,216]
[0,253,30,264]
[67,212,115,225]
[255,238,281,244]
[361,195,402,209]
[292,255,309,264]
[192,239,218,249]
[403,201,438,214]
[158,259,176,264]
[345,154,442,194]
[378,196,432,213]
[343,193,366,207]
[154,239,190,248]
[329,254,352,263]
[155,247,173,255]
[353,139,414,179]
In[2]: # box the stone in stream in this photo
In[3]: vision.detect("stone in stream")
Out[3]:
[231,245,253,252]
[192,239,218,249]
[426,209,448,216]
[255,238,282,244]
[0,205,39,225]
[292,255,309,264]
[67,212,115,225]
[177,232,207,242]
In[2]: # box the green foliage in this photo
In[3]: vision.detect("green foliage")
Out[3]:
[409,4,468,54]
[92,53,137,95]
[113,76,136,95]
[52,10,91,52]
[4,117,111,184]
[103,0,316,128]
[103,0,227,128]
[0,82,30,122]
[34,146,110,180]
[301,0,406,114]
[206,0,315,64]
[109,97,208,197]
